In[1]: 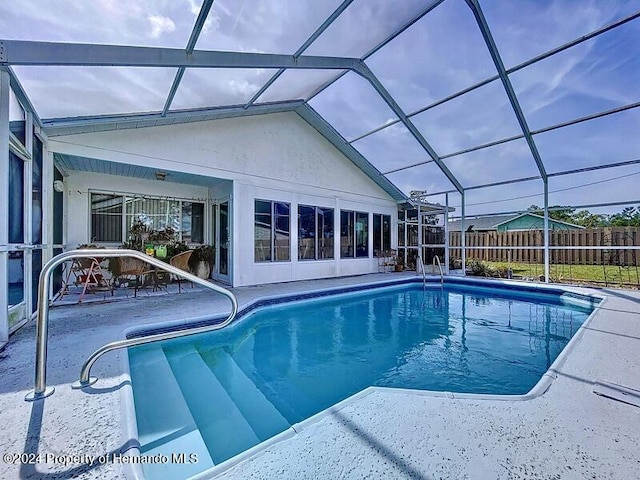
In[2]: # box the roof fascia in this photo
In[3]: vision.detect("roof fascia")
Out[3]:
[42,101,305,136]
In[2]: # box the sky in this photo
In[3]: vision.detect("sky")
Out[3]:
[2,0,639,216]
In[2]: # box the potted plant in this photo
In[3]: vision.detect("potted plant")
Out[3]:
[189,244,214,279]
[128,220,150,251]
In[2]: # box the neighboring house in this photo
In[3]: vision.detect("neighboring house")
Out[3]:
[448,213,585,232]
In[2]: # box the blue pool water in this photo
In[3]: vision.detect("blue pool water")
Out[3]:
[128,283,595,478]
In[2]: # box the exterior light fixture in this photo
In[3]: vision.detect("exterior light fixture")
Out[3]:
[155,171,167,181]
[53,179,64,192]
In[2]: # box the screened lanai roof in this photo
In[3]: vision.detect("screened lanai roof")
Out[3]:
[2,0,639,215]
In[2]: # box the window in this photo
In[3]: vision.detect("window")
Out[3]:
[373,214,391,257]
[298,205,334,260]
[91,194,123,243]
[181,202,205,244]
[341,210,368,258]
[125,196,180,235]
[255,200,290,262]
[9,152,24,244]
[90,192,204,244]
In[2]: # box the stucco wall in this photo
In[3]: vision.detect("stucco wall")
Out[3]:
[48,112,391,201]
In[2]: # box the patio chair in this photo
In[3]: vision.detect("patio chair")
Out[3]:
[382,249,398,273]
[113,257,154,297]
[169,250,193,293]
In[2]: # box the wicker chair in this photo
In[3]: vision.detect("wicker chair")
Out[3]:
[113,257,154,297]
[169,250,193,293]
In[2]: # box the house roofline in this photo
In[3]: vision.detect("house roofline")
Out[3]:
[41,101,409,203]
[492,212,585,229]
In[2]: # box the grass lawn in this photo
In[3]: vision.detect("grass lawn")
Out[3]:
[482,261,640,287]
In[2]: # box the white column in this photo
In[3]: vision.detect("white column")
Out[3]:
[23,112,33,317]
[461,191,466,276]
[0,70,11,344]
[42,136,54,265]
[444,193,450,274]
[417,199,422,271]
[334,197,340,277]
[543,179,550,283]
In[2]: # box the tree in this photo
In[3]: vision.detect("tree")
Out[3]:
[609,206,640,227]
[572,210,607,228]
[527,205,576,223]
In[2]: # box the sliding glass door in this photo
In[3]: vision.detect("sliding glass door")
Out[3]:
[211,198,231,284]
[4,82,46,337]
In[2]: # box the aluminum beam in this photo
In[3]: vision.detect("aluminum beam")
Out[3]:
[461,192,466,275]
[0,69,9,344]
[532,100,640,135]
[306,0,445,101]
[0,40,360,70]
[6,67,42,128]
[548,158,640,177]
[384,159,435,176]
[421,157,640,194]
[465,0,547,180]
[382,99,640,175]
[465,175,541,191]
[244,0,355,109]
[354,63,463,193]
[162,0,216,116]
[543,180,550,283]
[348,9,640,145]
[444,193,450,274]
[448,200,640,220]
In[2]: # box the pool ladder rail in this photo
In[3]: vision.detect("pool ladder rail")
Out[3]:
[433,255,444,285]
[25,249,239,401]
[416,255,444,287]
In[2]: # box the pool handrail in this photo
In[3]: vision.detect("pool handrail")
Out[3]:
[25,249,238,401]
[433,255,444,285]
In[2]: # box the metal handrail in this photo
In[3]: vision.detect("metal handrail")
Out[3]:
[433,255,444,285]
[416,256,427,288]
[25,249,238,401]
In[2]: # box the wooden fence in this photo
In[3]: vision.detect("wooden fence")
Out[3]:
[449,227,639,265]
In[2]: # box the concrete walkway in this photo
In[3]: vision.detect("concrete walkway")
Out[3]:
[1,274,639,479]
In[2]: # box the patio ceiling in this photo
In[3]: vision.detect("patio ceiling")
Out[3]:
[53,152,231,188]
[2,0,639,214]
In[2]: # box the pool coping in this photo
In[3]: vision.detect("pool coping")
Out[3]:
[119,276,606,480]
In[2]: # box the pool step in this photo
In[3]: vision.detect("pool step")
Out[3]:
[163,344,261,464]
[199,347,290,441]
[229,337,306,424]
[128,345,214,480]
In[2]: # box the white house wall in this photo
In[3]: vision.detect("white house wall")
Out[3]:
[234,183,397,287]
[48,112,399,286]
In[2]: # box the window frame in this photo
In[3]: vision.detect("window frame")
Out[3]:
[254,199,291,263]
[373,213,391,257]
[298,204,334,261]
[340,209,369,259]
[89,190,206,245]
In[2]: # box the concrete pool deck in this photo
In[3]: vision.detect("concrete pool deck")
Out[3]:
[1,273,639,479]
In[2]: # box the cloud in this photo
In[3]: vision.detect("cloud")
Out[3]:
[148,14,176,38]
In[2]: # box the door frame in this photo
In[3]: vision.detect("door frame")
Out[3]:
[211,196,232,285]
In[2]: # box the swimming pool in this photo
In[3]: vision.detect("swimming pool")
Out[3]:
[127,280,597,479]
